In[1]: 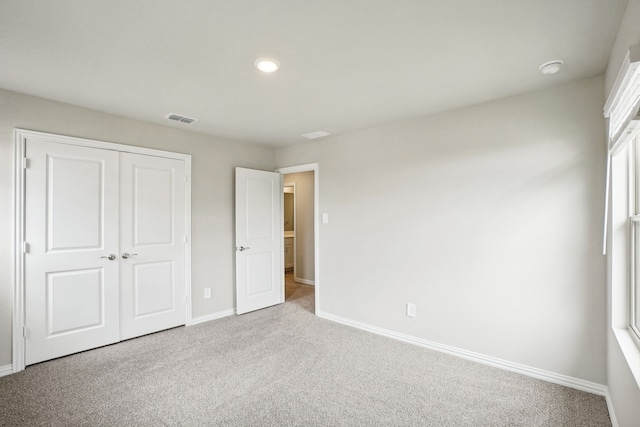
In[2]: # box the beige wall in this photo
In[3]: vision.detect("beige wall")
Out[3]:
[0,89,275,368]
[283,171,315,283]
[604,1,640,426]
[277,76,607,384]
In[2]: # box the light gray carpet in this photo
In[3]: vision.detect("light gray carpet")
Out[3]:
[0,281,611,426]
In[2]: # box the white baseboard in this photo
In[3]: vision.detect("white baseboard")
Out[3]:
[604,388,619,427]
[295,277,315,285]
[188,308,235,326]
[0,364,13,378]
[317,310,607,396]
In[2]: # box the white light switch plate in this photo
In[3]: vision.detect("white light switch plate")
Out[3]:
[407,303,416,317]
[322,213,329,224]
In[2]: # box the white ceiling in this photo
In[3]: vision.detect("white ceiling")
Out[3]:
[0,0,629,147]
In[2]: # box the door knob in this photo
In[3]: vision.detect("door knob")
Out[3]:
[237,246,250,252]
[101,254,117,261]
[122,252,138,259]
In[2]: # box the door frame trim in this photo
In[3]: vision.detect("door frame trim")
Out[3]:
[13,129,192,372]
[275,163,320,314]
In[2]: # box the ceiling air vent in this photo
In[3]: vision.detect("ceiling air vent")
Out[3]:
[165,113,198,124]
[301,130,330,140]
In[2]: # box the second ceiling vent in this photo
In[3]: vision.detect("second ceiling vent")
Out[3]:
[165,113,198,124]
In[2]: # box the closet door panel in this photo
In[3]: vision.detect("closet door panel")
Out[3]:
[119,153,186,340]
[24,139,120,365]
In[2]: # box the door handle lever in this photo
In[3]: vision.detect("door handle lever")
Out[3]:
[101,254,117,261]
[237,246,250,252]
[122,252,138,259]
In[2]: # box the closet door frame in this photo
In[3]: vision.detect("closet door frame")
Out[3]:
[13,129,192,373]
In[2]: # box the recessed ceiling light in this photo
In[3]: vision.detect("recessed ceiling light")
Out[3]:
[539,60,564,75]
[255,58,280,73]
[301,130,330,140]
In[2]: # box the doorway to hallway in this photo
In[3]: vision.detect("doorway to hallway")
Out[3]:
[277,164,319,314]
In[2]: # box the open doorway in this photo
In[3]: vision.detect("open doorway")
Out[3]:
[278,164,318,314]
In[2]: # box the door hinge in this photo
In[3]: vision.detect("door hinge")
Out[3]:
[23,242,30,254]
[23,326,28,338]
[23,158,29,169]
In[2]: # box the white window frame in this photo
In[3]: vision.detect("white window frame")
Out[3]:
[631,218,640,346]
[610,144,640,389]
[606,45,640,389]
[630,141,640,348]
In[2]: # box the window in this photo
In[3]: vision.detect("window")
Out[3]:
[632,141,640,347]
[606,45,640,387]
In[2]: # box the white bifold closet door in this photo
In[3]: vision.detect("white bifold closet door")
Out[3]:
[24,139,185,365]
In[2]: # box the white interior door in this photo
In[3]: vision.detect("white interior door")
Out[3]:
[235,167,283,314]
[119,153,186,339]
[25,140,120,365]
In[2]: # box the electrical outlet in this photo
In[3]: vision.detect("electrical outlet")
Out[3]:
[406,303,416,318]
[204,287,211,299]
